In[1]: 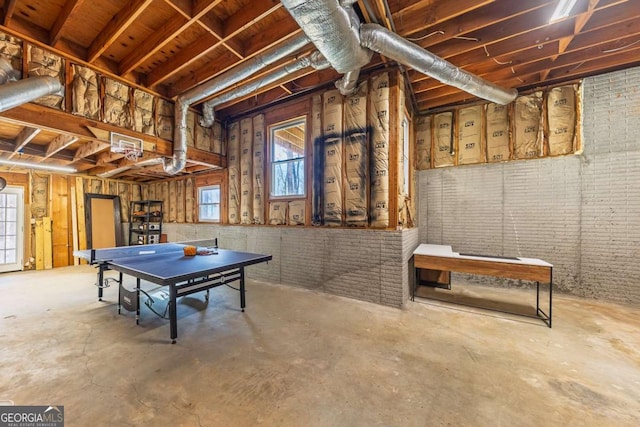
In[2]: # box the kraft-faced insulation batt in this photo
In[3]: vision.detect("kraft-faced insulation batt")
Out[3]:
[0,32,22,71]
[227,121,241,224]
[253,114,265,224]
[369,72,390,228]
[514,92,543,159]
[72,65,100,120]
[186,110,196,148]
[269,202,287,225]
[27,46,64,110]
[133,89,154,135]
[458,105,484,165]
[547,85,576,156]
[103,78,132,128]
[288,200,305,225]
[344,81,368,226]
[486,103,510,162]
[433,112,454,167]
[212,121,224,154]
[415,115,431,170]
[156,99,174,141]
[323,89,344,226]
[239,117,253,224]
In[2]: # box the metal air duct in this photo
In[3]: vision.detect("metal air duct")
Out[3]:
[0,58,19,85]
[164,33,310,175]
[360,23,517,105]
[0,60,62,113]
[281,0,371,74]
[202,52,330,123]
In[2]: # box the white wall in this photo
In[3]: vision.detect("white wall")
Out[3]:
[417,66,640,304]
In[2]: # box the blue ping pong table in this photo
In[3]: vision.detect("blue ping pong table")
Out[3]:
[75,240,271,343]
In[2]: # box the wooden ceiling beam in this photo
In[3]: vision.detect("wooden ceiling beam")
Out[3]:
[392,0,495,37]
[0,138,94,170]
[414,11,640,96]
[0,103,172,156]
[43,135,79,160]
[416,43,640,110]
[162,0,192,17]
[72,140,110,162]
[50,0,86,46]
[8,126,41,160]
[409,0,634,86]
[118,1,223,76]
[415,34,640,102]
[224,1,282,38]
[169,20,305,97]
[147,1,280,87]
[3,0,17,26]
[406,0,554,48]
[96,151,125,166]
[542,0,602,80]
[427,4,559,63]
[146,34,220,87]
[87,0,154,63]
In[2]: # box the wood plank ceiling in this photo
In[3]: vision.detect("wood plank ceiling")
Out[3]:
[0,0,638,180]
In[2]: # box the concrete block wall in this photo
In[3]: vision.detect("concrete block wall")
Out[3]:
[163,223,419,308]
[417,66,640,304]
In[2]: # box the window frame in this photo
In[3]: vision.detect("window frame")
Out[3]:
[268,116,307,200]
[197,184,221,223]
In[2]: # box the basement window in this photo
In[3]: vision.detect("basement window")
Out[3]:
[198,185,220,222]
[270,117,306,198]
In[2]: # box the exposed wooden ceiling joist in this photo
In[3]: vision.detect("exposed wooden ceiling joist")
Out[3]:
[0,0,638,179]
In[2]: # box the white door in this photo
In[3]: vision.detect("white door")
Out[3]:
[0,186,24,273]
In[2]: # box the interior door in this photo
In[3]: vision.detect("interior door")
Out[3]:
[0,186,24,273]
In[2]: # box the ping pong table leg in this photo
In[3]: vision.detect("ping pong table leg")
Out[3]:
[97,265,105,301]
[169,285,178,344]
[136,278,141,325]
[240,267,246,312]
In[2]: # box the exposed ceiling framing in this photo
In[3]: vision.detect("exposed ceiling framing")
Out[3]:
[0,0,638,180]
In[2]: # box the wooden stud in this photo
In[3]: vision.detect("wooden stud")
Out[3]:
[75,177,87,263]
[71,186,79,265]
[185,178,194,223]
[35,219,44,270]
[388,71,399,229]
[51,175,70,267]
[176,179,185,223]
[43,217,53,269]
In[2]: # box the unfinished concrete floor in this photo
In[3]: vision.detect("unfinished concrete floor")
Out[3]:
[1,265,639,426]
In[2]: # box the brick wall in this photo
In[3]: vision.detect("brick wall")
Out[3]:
[163,223,419,307]
[417,66,640,304]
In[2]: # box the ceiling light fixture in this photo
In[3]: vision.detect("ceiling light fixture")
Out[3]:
[0,158,77,173]
[550,0,579,22]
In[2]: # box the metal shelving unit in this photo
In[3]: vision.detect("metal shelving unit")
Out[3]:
[129,200,163,245]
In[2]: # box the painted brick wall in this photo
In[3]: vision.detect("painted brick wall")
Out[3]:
[417,66,640,304]
[163,223,419,307]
